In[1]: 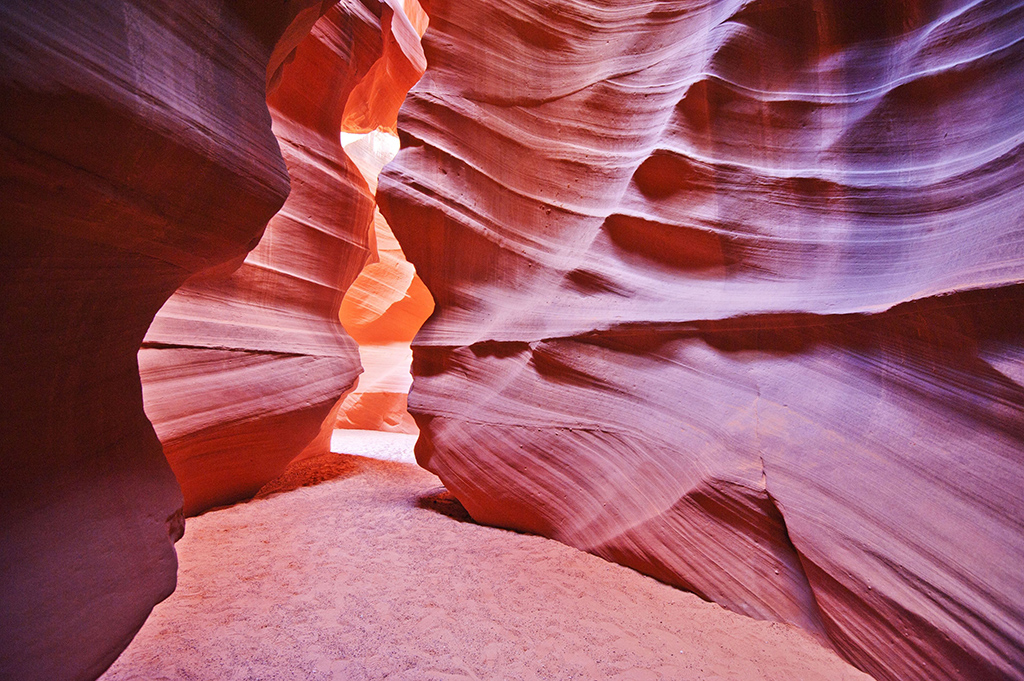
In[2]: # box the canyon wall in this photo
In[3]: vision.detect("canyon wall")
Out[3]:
[0,1,372,678]
[337,130,435,435]
[337,207,435,433]
[139,1,383,516]
[377,2,1024,680]
[140,0,427,515]
[333,3,432,436]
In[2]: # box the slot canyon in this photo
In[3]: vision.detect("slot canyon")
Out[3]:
[1,1,1022,680]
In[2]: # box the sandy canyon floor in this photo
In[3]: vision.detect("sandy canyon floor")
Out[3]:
[101,433,871,681]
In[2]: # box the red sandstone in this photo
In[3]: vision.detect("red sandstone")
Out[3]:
[378,2,1024,680]
[2,1,1022,680]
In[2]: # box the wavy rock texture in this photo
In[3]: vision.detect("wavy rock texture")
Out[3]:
[338,149,434,433]
[140,1,429,510]
[140,1,387,516]
[0,0,371,678]
[378,2,1024,680]
[342,0,429,134]
[336,208,434,433]
[335,11,433,435]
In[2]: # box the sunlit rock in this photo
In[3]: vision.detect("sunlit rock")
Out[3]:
[378,2,1024,680]
[336,9,434,436]
[140,2,386,516]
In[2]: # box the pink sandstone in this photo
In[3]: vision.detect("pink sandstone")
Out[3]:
[3,1,1023,680]
[1,1,394,677]
[377,2,1024,680]
[139,1,384,516]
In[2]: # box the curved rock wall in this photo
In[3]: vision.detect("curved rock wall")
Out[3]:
[377,2,1024,680]
[337,206,434,434]
[0,1,367,678]
[140,1,384,516]
[335,3,433,435]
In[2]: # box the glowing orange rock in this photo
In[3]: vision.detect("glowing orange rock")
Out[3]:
[333,5,433,437]
[337,206,434,434]
[141,3,386,516]
[342,0,428,134]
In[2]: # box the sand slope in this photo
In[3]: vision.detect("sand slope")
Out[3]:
[102,452,871,680]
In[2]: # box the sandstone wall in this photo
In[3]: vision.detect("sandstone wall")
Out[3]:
[378,2,1024,679]
[336,207,434,434]
[0,1,365,678]
[335,4,434,435]
[140,1,384,516]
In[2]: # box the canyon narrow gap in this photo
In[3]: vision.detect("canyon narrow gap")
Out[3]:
[140,0,430,518]
[1,1,1022,681]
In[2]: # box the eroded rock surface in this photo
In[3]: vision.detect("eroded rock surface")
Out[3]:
[0,1,368,678]
[140,1,386,516]
[338,205,434,434]
[336,9,433,435]
[378,2,1024,680]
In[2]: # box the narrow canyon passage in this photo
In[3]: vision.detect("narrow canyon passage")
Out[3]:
[100,448,869,681]
[3,1,1023,680]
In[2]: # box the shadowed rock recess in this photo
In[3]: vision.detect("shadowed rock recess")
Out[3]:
[377,2,1024,680]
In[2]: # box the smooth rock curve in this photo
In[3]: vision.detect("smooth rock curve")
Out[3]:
[141,1,387,516]
[0,1,361,678]
[378,2,1024,679]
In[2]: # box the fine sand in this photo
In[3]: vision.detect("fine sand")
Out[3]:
[101,435,872,681]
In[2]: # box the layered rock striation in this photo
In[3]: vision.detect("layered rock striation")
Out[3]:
[378,2,1024,680]
[1,0,384,678]
[140,1,385,516]
[337,207,435,433]
[334,4,432,435]
[139,1,429,514]
[337,131,435,434]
